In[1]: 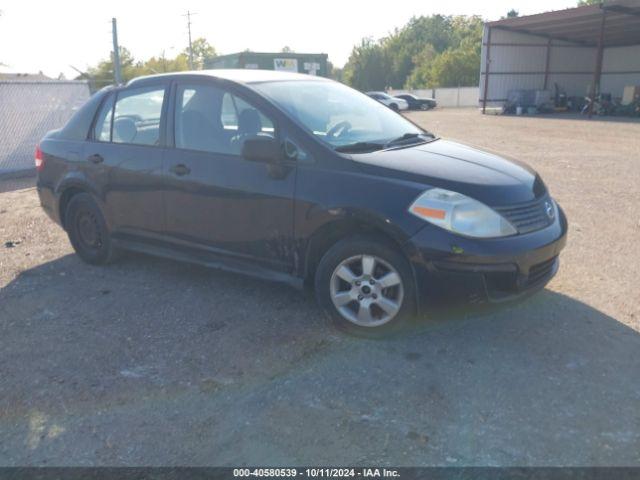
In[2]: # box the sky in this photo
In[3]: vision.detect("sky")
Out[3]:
[0,0,578,79]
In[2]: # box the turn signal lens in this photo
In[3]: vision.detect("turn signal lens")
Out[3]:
[411,206,446,219]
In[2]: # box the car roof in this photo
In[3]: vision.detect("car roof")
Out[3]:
[127,69,330,87]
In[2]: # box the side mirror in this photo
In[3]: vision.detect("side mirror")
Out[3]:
[241,136,282,164]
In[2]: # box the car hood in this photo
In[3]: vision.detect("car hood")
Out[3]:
[351,139,545,205]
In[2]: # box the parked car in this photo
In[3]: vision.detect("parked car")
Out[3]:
[36,70,567,334]
[365,91,409,111]
[394,93,437,110]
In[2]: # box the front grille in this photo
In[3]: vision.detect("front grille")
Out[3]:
[527,256,557,285]
[494,196,554,234]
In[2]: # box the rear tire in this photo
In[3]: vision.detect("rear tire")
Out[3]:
[65,193,118,265]
[314,235,416,336]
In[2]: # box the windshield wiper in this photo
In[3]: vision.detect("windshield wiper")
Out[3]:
[335,142,385,153]
[384,132,433,149]
[335,132,436,153]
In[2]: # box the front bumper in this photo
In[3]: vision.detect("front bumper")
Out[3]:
[407,204,568,307]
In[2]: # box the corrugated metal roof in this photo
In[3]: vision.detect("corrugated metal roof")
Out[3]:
[487,0,640,47]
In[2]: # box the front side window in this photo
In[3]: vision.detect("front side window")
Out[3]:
[175,84,275,155]
[254,81,422,149]
[221,93,274,135]
[93,94,115,142]
[112,87,165,145]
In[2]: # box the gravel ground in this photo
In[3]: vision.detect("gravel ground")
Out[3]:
[1,109,639,466]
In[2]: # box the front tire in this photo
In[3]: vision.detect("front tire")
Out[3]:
[65,193,118,265]
[314,235,416,336]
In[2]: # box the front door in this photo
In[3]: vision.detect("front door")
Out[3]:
[162,80,296,272]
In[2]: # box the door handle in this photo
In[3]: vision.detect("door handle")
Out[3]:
[170,164,191,176]
[87,153,104,164]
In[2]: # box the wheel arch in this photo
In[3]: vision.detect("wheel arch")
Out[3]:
[302,216,418,290]
[56,177,103,229]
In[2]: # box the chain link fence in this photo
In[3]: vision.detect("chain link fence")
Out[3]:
[0,80,91,177]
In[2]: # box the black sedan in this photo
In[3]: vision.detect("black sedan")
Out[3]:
[395,93,437,110]
[35,70,566,335]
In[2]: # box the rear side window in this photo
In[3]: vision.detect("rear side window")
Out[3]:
[112,87,165,145]
[60,89,112,141]
[93,94,115,142]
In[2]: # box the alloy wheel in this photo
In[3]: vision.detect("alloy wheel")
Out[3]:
[329,254,404,327]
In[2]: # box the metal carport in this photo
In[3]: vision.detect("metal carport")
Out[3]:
[480,0,640,114]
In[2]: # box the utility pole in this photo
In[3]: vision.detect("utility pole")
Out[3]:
[112,18,123,84]
[184,11,196,70]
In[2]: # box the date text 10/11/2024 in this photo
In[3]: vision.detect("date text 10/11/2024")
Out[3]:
[233,468,401,478]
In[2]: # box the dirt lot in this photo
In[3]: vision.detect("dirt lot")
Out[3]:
[1,109,639,466]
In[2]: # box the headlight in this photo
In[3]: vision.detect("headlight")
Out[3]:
[409,188,517,238]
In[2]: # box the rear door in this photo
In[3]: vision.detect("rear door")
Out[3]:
[84,84,168,240]
[162,79,296,272]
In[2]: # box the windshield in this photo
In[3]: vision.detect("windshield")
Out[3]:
[252,80,425,150]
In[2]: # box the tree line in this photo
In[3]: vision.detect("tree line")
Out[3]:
[78,38,216,88]
[81,16,483,92]
[339,15,484,91]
